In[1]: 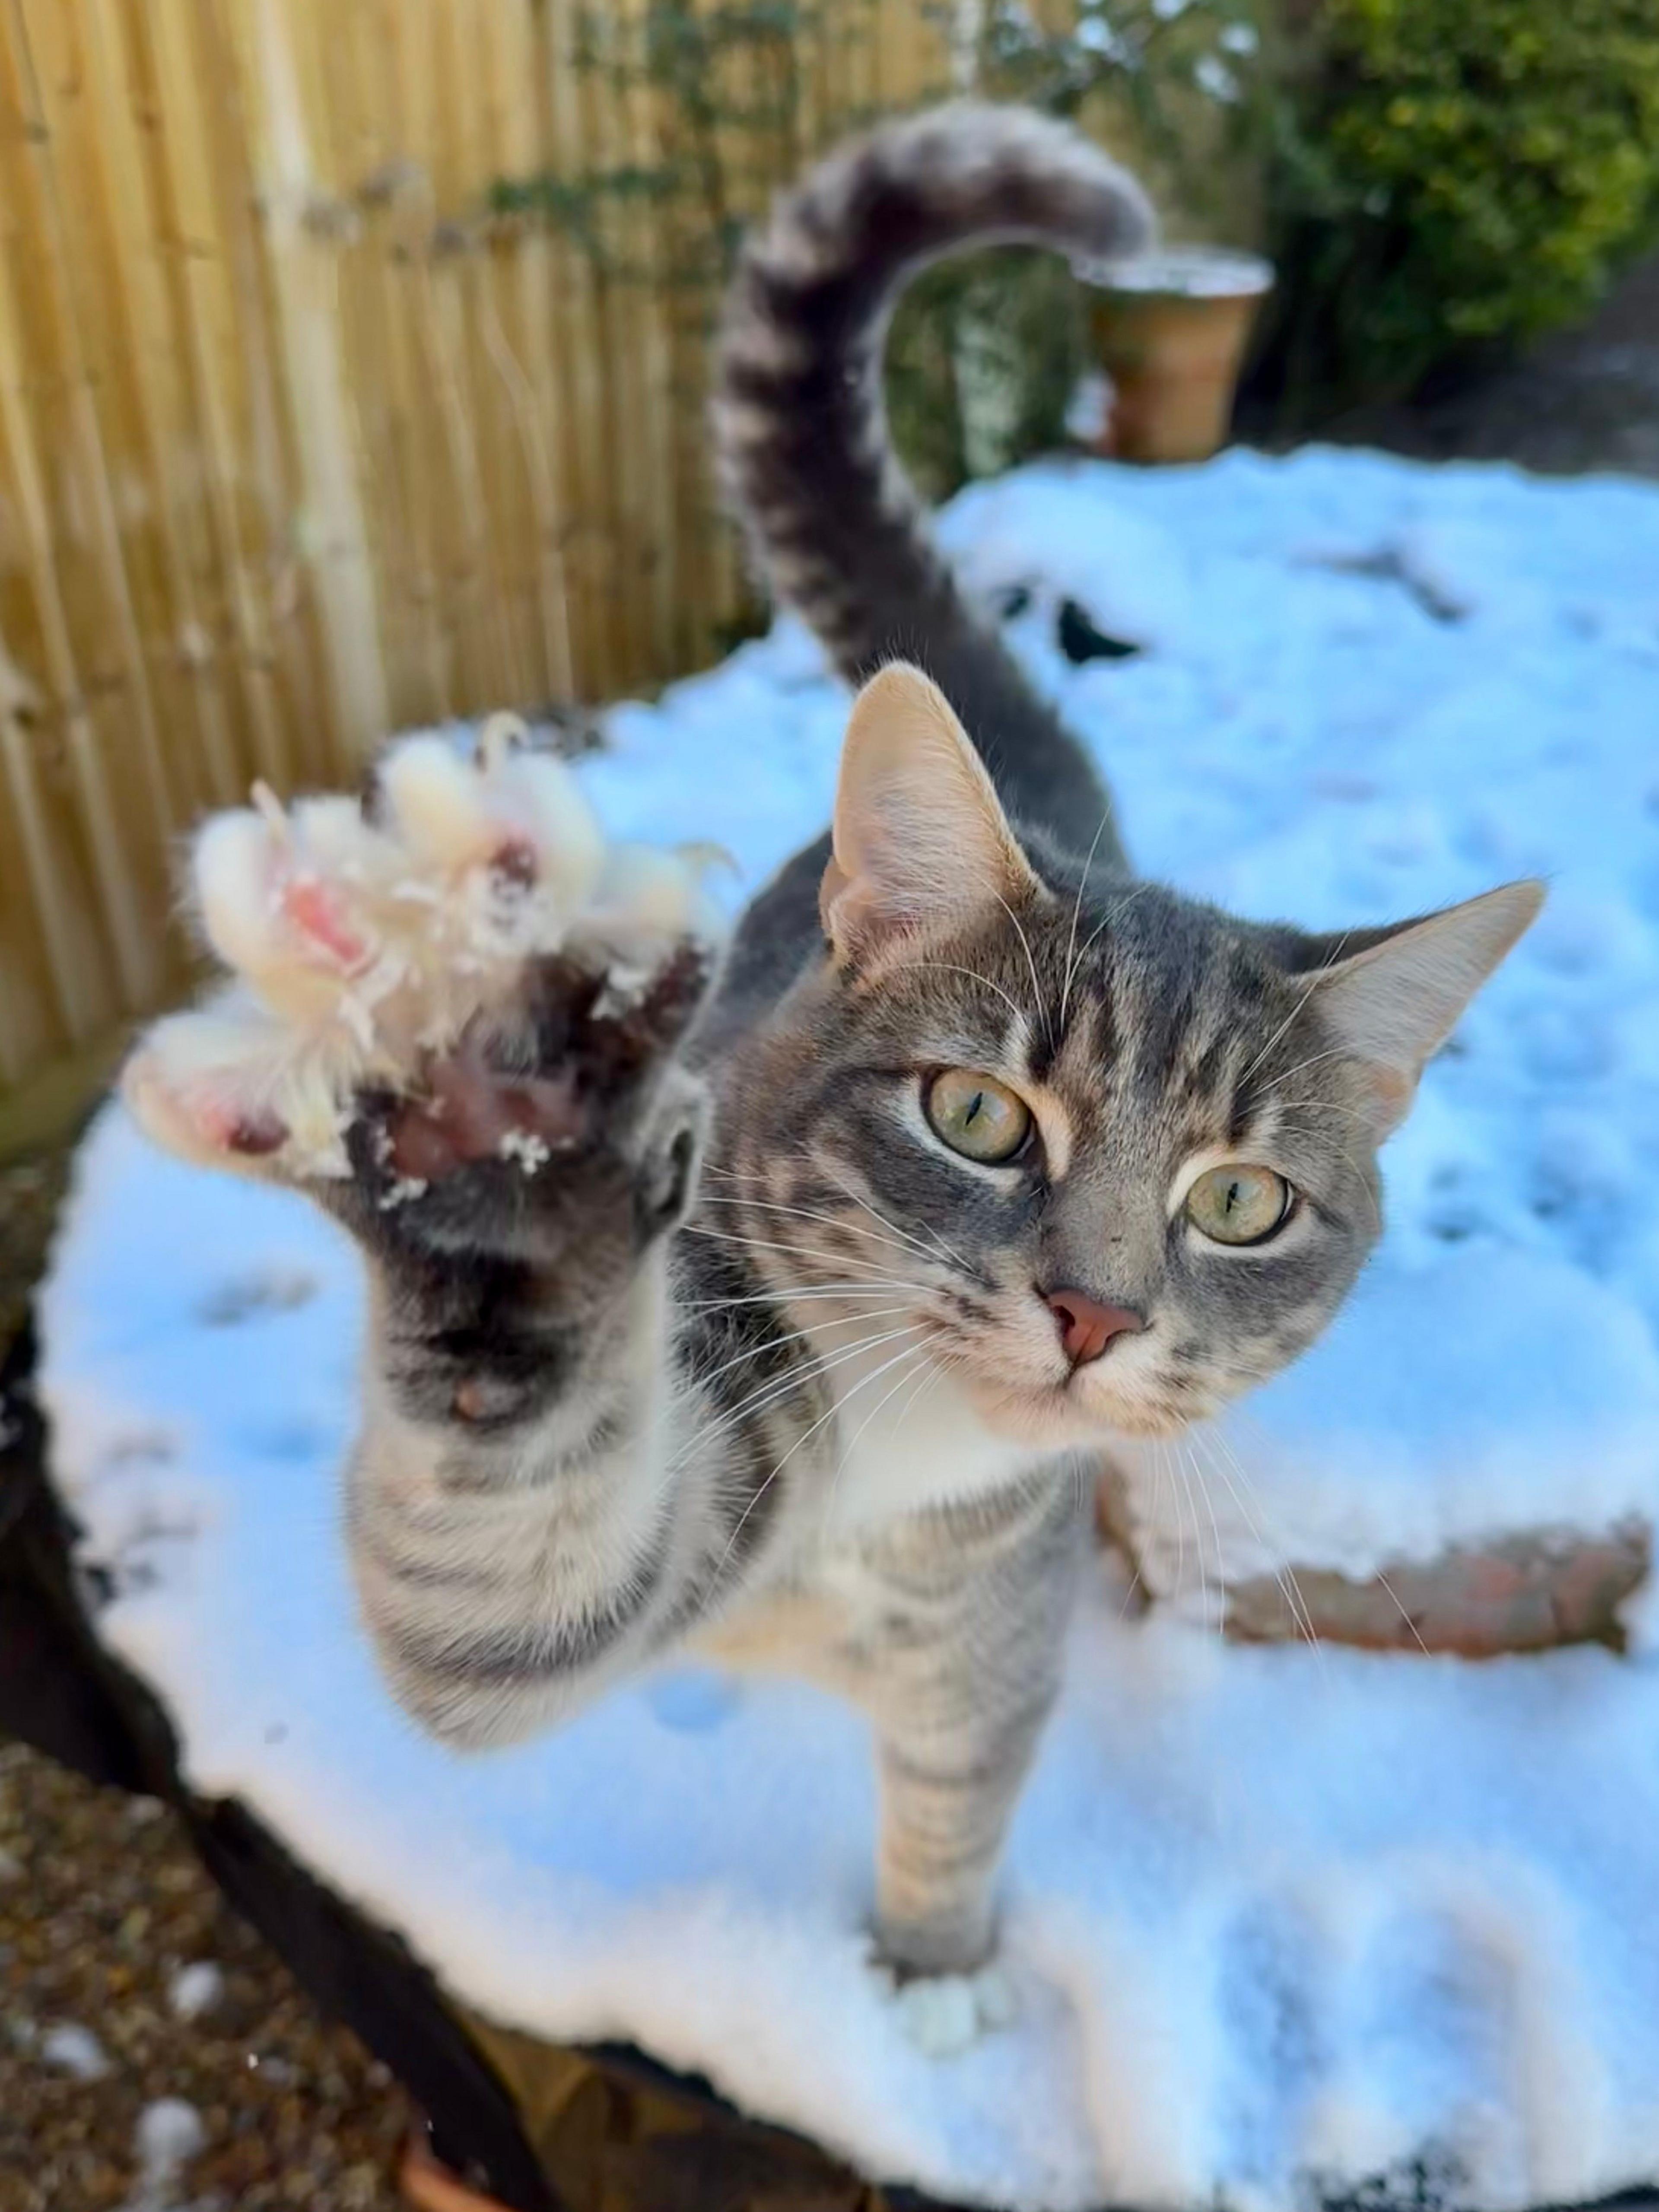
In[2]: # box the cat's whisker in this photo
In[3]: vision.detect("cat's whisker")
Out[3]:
[1249,1045,1353,1100]
[879,1354,952,1512]
[679,1281,934,1314]
[711,1333,929,1583]
[1188,1425,1326,1670]
[817,1341,934,1544]
[1235,944,1355,1092]
[681,1224,898,1275]
[674,1320,929,1481]
[1183,1436,1230,1637]
[1115,1557,1144,1625]
[1370,1568,1433,1659]
[814,1165,952,1267]
[907,960,1027,1030]
[697,1188,952,1277]
[1058,806,1116,1034]
[682,1220,921,1277]
[1210,1410,1426,1661]
[991,888,1052,1055]
[687,1305,918,1396]
[697,1163,788,1191]
[1263,1102,1378,1138]
[1153,1440,1185,1611]
[691,1315,924,1432]
[678,1222,934,1293]
[683,1309,927,1434]
[819,1163,976,1278]
[698,1195,928,1268]
[1068,877,1154,976]
[1173,1441,1212,1636]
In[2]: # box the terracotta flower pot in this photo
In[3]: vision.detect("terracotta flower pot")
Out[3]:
[1075,247,1272,464]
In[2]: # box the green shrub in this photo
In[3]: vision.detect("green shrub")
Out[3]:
[1262,0,1659,415]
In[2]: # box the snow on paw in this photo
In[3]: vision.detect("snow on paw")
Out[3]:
[374,716,605,958]
[575,838,728,976]
[125,718,727,1202]
[882,1962,1020,2057]
[121,986,348,1178]
[191,787,391,1026]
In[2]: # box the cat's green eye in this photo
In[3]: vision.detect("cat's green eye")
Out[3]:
[925,1069,1031,1164]
[1185,1163,1291,1246]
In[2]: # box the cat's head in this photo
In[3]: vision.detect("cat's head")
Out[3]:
[736,664,1542,1445]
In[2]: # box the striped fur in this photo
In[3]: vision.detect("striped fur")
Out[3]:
[714,101,1153,850]
[121,106,1542,1996]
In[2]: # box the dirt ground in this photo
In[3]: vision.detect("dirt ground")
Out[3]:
[2,1137,414,2212]
[0,1744,411,2212]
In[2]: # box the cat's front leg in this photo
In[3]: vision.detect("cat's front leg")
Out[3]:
[121,723,725,1745]
[855,1475,1085,2023]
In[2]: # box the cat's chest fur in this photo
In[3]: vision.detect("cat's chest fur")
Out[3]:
[804,1338,1036,1535]
[696,1348,1063,1690]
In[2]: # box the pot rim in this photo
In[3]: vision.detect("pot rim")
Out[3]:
[1073,246,1274,301]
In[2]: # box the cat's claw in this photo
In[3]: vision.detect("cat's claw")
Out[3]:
[124,721,726,1186]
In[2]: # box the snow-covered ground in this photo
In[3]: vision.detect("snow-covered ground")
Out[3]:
[38,448,1659,2212]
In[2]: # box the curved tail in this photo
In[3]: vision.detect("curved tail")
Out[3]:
[712,102,1154,852]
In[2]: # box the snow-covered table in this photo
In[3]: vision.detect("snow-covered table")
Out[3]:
[31,450,1659,2212]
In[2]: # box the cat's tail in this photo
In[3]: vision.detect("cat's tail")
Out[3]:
[712,102,1154,849]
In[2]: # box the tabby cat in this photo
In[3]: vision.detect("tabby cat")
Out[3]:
[123,104,1541,2034]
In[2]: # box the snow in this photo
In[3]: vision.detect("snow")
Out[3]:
[41,2022,110,2080]
[120,2100,205,2212]
[36,447,1659,2212]
[1074,245,1270,295]
[166,1962,223,2022]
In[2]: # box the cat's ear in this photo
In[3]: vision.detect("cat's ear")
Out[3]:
[822,663,1041,957]
[1292,880,1544,1129]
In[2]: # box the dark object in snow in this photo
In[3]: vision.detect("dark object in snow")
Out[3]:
[1309,547,1468,626]
[1056,597,1141,664]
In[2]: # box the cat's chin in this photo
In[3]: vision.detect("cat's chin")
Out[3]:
[962,1372,1191,1447]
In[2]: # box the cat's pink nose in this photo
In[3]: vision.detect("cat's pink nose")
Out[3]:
[1044,1288,1144,1367]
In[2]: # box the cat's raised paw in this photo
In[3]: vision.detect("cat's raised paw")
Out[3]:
[122,720,726,1193]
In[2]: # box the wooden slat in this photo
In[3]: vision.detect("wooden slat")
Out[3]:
[76,0,239,825]
[127,0,292,796]
[615,0,680,686]
[481,0,574,704]
[0,5,153,1019]
[238,0,389,769]
[543,0,623,697]
[10,0,178,890]
[188,0,337,789]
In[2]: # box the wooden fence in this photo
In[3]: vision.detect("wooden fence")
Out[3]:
[0,0,964,1124]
